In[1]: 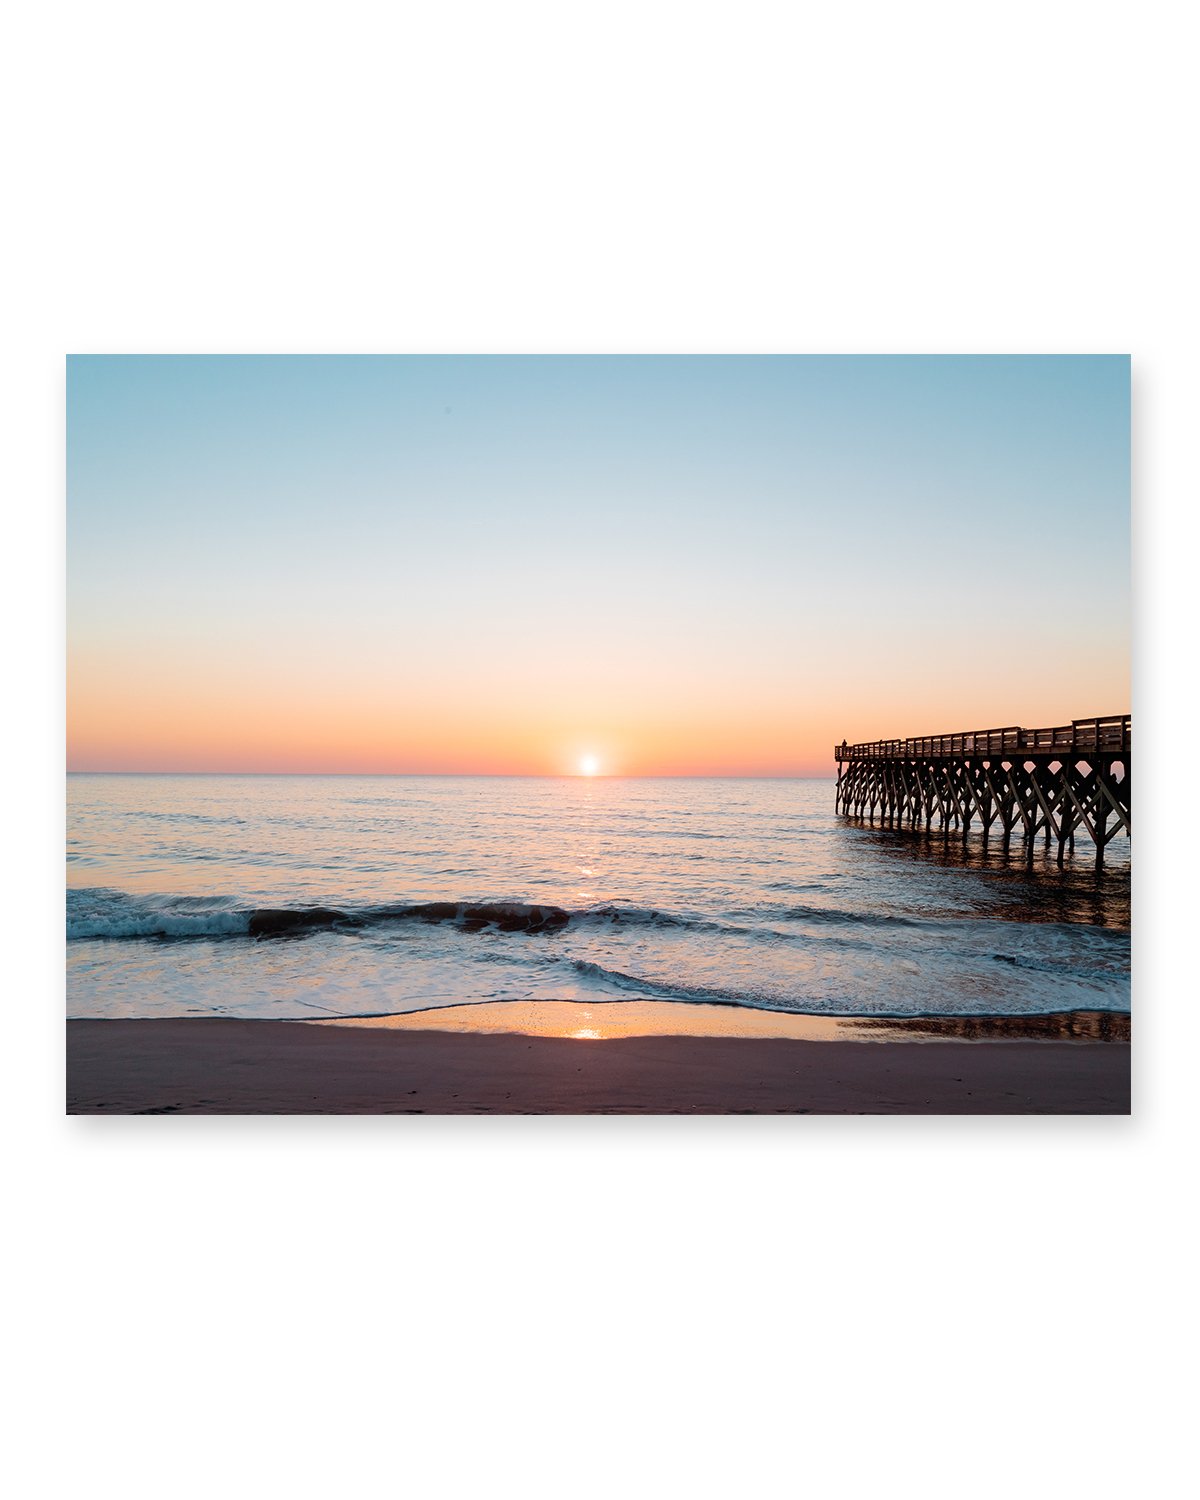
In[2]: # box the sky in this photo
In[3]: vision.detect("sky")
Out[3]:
[67,355,1130,775]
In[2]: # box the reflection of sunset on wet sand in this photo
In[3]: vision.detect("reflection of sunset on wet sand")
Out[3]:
[315,999,859,1040]
[315,999,1130,1043]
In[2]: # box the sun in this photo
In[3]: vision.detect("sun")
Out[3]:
[579,754,600,776]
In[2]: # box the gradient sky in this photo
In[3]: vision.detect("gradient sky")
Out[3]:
[67,355,1130,775]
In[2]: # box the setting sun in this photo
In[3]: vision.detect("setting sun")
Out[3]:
[579,755,600,776]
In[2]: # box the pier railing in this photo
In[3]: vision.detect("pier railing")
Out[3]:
[835,715,1130,761]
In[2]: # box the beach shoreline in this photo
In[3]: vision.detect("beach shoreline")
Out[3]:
[311,998,1131,1043]
[66,1008,1131,1114]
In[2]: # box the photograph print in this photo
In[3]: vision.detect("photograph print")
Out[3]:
[66,354,1131,1114]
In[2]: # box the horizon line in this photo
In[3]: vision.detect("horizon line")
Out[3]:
[66,769,838,779]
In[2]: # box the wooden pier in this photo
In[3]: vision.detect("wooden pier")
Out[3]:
[834,715,1131,867]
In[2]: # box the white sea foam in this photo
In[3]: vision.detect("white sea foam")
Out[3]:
[67,889,252,940]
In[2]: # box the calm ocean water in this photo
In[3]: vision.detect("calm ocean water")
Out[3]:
[66,774,1131,1021]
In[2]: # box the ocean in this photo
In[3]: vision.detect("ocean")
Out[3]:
[66,774,1131,1022]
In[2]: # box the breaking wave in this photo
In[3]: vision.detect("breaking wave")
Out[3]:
[66,890,730,942]
[67,887,947,942]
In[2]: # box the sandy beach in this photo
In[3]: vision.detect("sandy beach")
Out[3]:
[66,1005,1131,1114]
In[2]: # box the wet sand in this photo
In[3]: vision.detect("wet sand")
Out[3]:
[314,998,1131,1043]
[66,1008,1131,1114]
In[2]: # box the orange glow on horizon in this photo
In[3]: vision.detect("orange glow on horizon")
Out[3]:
[67,603,1130,778]
[66,682,1132,778]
